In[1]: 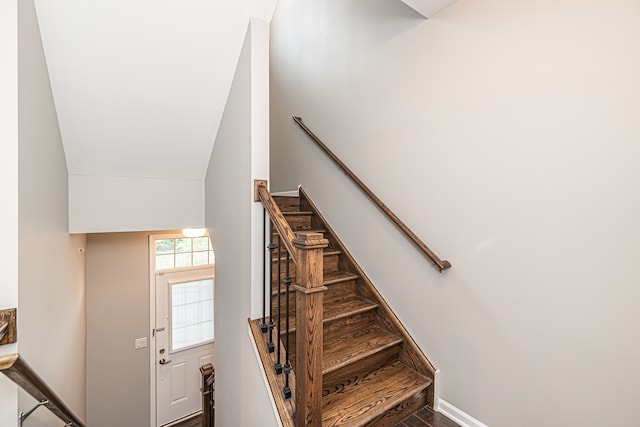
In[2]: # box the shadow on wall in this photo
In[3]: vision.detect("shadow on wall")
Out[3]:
[348,0,425,52]
[297,0,424,78]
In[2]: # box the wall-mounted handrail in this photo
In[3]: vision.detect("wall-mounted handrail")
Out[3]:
[0,353,86,427]
[254,180,298,262]
[292,116,452,272]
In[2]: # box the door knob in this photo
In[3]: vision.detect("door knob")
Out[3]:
[159,358,172,365]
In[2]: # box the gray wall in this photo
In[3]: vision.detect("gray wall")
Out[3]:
[205,21,278,427]
[270,1,640,426]
[17,0,87,425]
[86,232,151,427]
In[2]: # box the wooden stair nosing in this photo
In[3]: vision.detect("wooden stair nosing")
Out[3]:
[323,271,358,285]
[272,228,326,237]
[322,361,432,427]
[271,249,341,263]
[322,326,403,376]
[281,211,314,216]
[278,296,378,335]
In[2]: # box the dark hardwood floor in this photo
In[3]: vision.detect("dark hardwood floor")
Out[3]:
[170,405,457,427]
[396,405,460,427]
[172,414,202,427]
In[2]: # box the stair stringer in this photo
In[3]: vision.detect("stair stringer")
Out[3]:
[298,186,437,407]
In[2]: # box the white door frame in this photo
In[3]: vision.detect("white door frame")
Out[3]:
[149,234,215,427]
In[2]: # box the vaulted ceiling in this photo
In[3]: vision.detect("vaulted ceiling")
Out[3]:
[35,0,277,181]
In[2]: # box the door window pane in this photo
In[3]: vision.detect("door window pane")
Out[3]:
[176,238,192,253]
[154,235,215,271]
[171,279,214,352]
[175,253,192,268]
[156,254,175,270]
[156,239,175,254]
[193,237,209,251]
[193,251,209,266]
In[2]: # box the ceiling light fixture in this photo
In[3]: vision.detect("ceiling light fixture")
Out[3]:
[182,228,207,238]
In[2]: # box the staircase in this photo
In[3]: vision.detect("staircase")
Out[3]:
[266,189,436,426]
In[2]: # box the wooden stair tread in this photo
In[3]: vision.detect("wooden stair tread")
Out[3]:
[323,326,402,375]
[281,296,378,334]
[322,362,432,427]
[324,295,377,321]
[323,270,358,285]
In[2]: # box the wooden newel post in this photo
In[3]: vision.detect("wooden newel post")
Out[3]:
[293,232,329,427]
[200,363,214,427]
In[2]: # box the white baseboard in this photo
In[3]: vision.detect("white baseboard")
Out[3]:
[270,189,299,197]
[437,399,488,427]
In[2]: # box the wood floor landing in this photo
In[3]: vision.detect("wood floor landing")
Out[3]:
[395,405,461,427]
[172,414,202,427]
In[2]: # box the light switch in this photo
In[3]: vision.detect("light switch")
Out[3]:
[135,337,147,349]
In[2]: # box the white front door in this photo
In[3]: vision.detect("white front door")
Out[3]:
[155,267,215,427]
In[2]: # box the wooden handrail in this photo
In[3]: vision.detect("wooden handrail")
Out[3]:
[254,180,298,262]
[292,116,452,272]
[0,353,86,427]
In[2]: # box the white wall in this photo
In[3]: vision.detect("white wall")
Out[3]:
[270,1,640,426]
[17,1,87,425]
[0,0,19,425]
[205,19,278,427]
[69,175,204,233]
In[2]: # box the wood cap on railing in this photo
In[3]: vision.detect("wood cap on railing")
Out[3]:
[292,232,329,252]
[0,353,86,427]
[255,179,298,261]
[292,116,452,272]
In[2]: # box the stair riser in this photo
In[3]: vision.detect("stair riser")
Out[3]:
[271,280,357,314]
[323,310,377,338]
[322,345,400,397]
[270,253,340,278]
[280,214,312,231]
[272,196,300,212]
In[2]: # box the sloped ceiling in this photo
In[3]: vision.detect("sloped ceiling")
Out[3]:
[400,0,457,18]
[34,0,276,181]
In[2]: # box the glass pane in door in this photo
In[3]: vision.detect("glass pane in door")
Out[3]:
[170,279,214,352]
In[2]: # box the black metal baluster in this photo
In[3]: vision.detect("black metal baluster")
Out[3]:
[283,253,292,399]
[260,209,268,333]
[266,222,276,353]
[274,235,283,374]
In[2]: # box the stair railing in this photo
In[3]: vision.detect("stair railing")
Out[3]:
[293,116,452,272]
[200,363,215,427]
[254,180,328,427]
[0,353,86,427]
